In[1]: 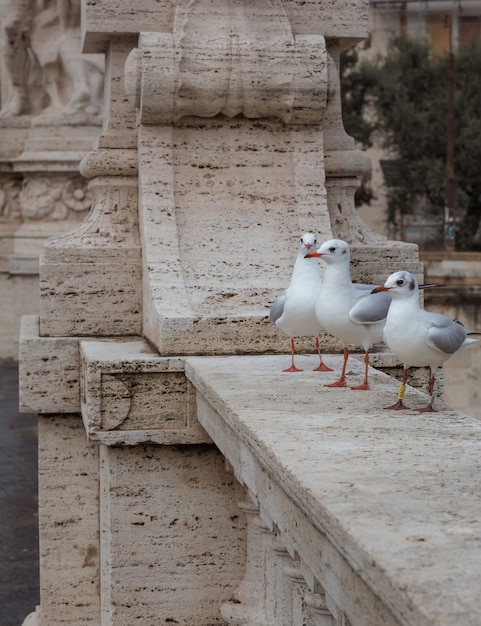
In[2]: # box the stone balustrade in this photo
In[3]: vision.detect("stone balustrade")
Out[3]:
[20,321,481,625]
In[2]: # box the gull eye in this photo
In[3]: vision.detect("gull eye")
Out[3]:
[329,246,336,253]
[396,279,405,286]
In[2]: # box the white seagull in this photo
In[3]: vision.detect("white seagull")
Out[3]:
[270,232,332,372]
[372,270,479,411]
[305,238,392,389]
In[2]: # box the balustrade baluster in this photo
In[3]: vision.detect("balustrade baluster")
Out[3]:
[221,497,274,626]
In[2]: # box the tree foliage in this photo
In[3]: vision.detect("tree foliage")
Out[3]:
[341,36,481,250]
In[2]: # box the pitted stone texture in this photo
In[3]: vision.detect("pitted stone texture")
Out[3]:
[82,0,369,53]
[38,415,101,626]
[127,29,327,124]
[139,120,334,355]
[80,339,211,444]
[19,316,80,413]
[100,444,246,625]
[186,354,481,626]
[39,174,142,336]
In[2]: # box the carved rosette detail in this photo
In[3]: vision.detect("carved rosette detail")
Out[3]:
[18,176,92,221]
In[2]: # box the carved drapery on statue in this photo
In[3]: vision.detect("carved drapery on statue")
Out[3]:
[0,0,104,124]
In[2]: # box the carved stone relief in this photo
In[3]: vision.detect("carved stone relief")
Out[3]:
[0,176,22,220]
[12,174,92,221]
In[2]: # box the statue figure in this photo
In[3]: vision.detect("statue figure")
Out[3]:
[55,0,104,123]
[0,0,50,116]
[0,0,104,123]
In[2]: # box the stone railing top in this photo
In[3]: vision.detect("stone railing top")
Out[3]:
[185,354,481,626]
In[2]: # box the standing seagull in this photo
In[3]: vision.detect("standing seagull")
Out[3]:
[305,239,392,389]
[372,270,479,411]
[270,232,332,372]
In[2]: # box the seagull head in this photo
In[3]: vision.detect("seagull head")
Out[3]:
[299,232,318,254]
[304,238,350,264]
[372,271,419,298]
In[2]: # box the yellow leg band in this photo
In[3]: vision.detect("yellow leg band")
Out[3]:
[397,384,407,401]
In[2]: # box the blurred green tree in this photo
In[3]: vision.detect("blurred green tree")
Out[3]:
[341,37,481,250]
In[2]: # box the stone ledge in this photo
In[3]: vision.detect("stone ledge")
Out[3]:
[19,315,80,414]
[185,354,481,626]
[80,340,211,445]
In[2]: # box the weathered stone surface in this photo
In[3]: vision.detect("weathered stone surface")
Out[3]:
[36,413,246,626]
[39,174,142,337]
[139,120,335,355]
[81,339,211,444]
[82,0,369,53]
[99,444,247,625]
[19,316,80,413]
[186,354,481,626]
[37,415,101,626]
[126,30,327,124]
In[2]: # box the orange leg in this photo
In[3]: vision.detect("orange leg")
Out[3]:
[419,371,437,412]
[313,336,333,372]
[385,368,410,410]
[283,338,302,372]
[325,347,348,388]
[351,351,370,390]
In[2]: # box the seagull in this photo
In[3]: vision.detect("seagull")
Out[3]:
[305,238,392,389]
[270,232,332,373]
[372,270,479,411]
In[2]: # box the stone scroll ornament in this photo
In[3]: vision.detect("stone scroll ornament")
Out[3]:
[125,0,328,125]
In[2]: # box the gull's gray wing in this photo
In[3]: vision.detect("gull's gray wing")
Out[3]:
[349,291,392,324]
[269,290,286,325]
[426,315,467,354]
[353,283,378,297]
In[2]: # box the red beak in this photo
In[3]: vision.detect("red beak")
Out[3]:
[304,251,323,258]
[371,285,390,294]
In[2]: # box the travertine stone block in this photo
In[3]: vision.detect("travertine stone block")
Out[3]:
[94,37,139,150]
[39,171,142,336]
[99,443,246,625]
[139,120,335,355]
[38,415,101,626]
[19,316,80,413]
[81,339,211,444]
[126,31,327,124]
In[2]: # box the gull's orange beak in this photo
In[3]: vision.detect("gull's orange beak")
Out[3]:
[371,283,442,294]
[304,251,323,258]
[371,285,389,294]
